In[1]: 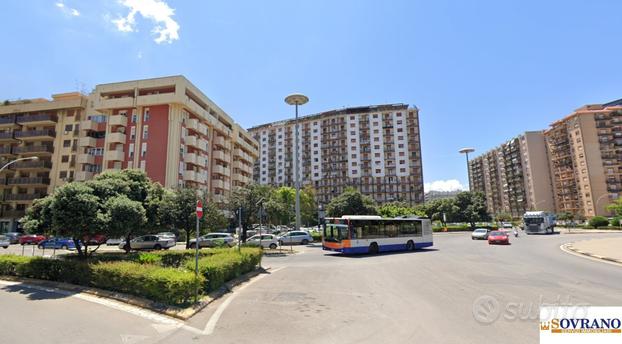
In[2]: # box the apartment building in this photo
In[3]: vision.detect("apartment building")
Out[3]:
[469,131,554,217]
[248,104,424,205]
[0,76,258,231]
[544,98,622,217]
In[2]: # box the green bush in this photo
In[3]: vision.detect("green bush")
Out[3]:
[91,261,201,306]
[137,252,162,265]
[15,257,92,285]
[588,216,609,228]
[611,217,621,227]
[186,248,262,292]
[310,231,322,241]
[0,255,33,276]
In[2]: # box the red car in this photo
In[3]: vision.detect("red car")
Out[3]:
[82,234,107,245]
[19,234,47,245]
[488,231,510,245]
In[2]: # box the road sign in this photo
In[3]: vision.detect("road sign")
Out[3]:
[196,200,203,219]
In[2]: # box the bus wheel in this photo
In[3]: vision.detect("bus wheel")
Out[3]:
[406,240,415,251]
[368,243,379,255]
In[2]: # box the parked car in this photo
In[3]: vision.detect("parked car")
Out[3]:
[82,234,107,245]
[37,238,79,250]
[0,235,10,249]
[189,233,235,248]
[119,235,176,251]
[5,232,22,244]
[19,234,46,245]
[471,228,490,240]
[106,238,124,246]
[246,234,278,249]
[157,232,178,241]
[488,231,510,245]
[278,231,314,245]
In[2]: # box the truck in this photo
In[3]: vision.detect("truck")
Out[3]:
[522,211,556,234]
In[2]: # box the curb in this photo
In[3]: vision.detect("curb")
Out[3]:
[560,243,622,268]
[0,266,269,321]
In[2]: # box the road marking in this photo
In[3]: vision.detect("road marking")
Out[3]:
[203,266,285,335]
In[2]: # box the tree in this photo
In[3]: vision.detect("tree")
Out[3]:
[377,202,417,218]
[453,191,490,229]
[588,216,609,229]
[494,212,512,222]
[105,195,147,252]
[159,188,198,249]
[229,184,273,241]
[606,198,622,217]
[325,188,377,217]
[21,196,53,235]
[201,200,228,233]
[49,183,107,258]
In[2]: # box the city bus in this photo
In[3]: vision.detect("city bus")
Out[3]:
[322,215,433,254]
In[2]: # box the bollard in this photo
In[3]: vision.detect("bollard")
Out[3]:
[21,244,25,256]
[32,245,35,256]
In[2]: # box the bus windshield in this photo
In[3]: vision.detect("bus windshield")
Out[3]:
[324,224,349,242]
[524,217,543,225]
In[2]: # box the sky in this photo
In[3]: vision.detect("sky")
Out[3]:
[1,0,621,192]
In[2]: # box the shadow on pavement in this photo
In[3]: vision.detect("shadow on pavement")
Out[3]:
[1,283,77,301]
[323,248,439,258]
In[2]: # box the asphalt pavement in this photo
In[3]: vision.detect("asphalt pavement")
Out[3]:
[1,232,621,344]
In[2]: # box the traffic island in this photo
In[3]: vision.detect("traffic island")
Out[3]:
[561,238,622,267]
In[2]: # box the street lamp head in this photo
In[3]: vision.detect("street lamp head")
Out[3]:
[284,94,309,106]
[459,147,475,154]
[28,156,39,161]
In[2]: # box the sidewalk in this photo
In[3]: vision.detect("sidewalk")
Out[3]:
[557,227,622,234]
[565,237,622,265]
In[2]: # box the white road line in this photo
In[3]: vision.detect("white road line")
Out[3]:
[559,244,622,268]
[203,267,285,335]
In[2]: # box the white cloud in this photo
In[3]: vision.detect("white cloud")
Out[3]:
[424,179,466,192]
[55,1,80,16]
[112,0,180,44]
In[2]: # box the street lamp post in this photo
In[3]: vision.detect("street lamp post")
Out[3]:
[284,93,309,235]
[317,204,324,232]
[459,148,475,190]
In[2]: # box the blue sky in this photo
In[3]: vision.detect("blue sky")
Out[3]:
[1,0,621,191]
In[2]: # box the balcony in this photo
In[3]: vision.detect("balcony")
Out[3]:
[108,132,126,144]
[212,179,224,189]
[186,118,199,132]
[183,170,197,182]
[212,165,228,175]
[0,146,14,156]
[95,96,134,110]
[105,150,124,161]
[78,136,97,147]
[136,93,177,106]
[13,145,54,156]
[185,152,198,165]
[12,160,52,171]
[7,177,51,186]
[0,132,16,142]
[185,135,198,148]
[214,136,228,148]
[1,209,25,218]
[109,115,128,127]
[80,119,98,132]
[213,150,229,162]
[75,171,94,181]
[76,154,95,165]
[16,114,57,126]
[4,193,44,202]
[198,139,208,152]
[14,129,55,141]
[0,115,17,128]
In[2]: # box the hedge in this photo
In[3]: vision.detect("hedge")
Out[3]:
[186,247,262,292]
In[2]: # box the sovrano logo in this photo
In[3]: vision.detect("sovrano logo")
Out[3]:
[540,318,622,334]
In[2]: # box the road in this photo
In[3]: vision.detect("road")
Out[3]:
[1,232,621,343]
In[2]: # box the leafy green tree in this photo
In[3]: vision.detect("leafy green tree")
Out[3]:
[201,200,228,233]
[377,202,417,218]
[49,183,107,258]
[159,188,198,248]
[494,212,512,222]
[326,187,377,217]
[105,195,147,252]
[606,198,622,217]
[453,191,490,229]
[229,184,273,241]
[21,196,53,235]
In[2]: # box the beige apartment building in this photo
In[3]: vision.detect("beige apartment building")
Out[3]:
[0,76,258,231]
[469,131,555,217]
[544,98,622,217]
[248,104,424,205]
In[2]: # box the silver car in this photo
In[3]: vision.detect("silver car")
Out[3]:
[0,235,10,249]
[119,235,176,250]
[471,228,490,240]
[189,233,234,248]
[246,234,278,249]
[278,231,314,245]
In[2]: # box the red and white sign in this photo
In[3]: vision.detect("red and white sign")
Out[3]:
[196,200,203,218]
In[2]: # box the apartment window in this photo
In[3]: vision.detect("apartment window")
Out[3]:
[130,127,136,140]
[61,155,69,163]
[129,143,135,158]
[398,136,404,140]
[63,140,71,147]
[351,154,357,158]
[142,125,149,140]
[352,170,358,174]
[374,153,380,157]
[352,162,358,167]
[350,123,355,128]
[400,168,406,173]
[374,137,379,142]
[397,120,402,125]
[141,143,147,157]
[143,109,150,122]
[131,114,137,123]
[373,114,378,119]
[397,128,403,133]
[64,124,72,132]
[375,169,381,173]
[399,152,405,156]
[351,146,356,151]
[399,160,405,164]
[59,171,67,179]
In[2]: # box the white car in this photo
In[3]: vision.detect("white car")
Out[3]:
[119,235,176,251]
[246,234,278,249]
[278,231,314,245]
[0,235,9,249]
[189,233,235,248]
